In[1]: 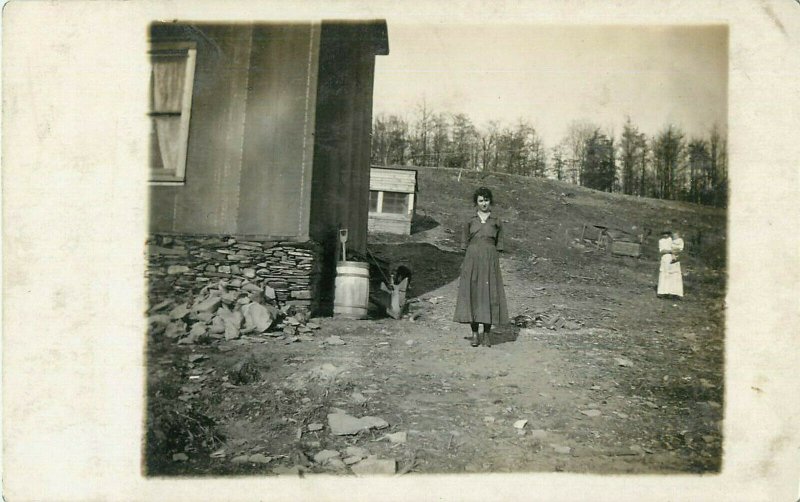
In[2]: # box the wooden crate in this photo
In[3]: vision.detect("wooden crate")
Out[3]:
[611,241,641,258]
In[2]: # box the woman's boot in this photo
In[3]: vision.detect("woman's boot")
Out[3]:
[470,334,480,347]
[482,326,492,347]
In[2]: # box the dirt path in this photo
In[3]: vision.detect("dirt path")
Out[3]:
[339,259,695,474]
[146,169,725,476]
[147,248,722,475]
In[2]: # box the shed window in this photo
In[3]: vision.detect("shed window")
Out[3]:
[149,42,197,184]
[369,190,379,212]
[381,192,409,214]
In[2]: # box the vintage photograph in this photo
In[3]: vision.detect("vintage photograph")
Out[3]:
[143,20,728,477]
[6,0,800,499]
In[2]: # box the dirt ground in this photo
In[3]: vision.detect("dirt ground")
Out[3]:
[145,168,725,477]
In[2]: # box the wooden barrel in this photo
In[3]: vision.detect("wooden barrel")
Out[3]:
[334,261,370,319]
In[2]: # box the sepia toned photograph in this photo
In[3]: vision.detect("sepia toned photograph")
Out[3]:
[3,1,798,500]
[144,21,727,476]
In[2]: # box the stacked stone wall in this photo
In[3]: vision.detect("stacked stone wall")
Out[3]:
[146,234,321,312]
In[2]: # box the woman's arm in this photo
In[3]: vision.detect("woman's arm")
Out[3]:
[496,220,505,252]
[461,221,470,251]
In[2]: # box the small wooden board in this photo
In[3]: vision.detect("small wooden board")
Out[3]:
[611,241,641,258]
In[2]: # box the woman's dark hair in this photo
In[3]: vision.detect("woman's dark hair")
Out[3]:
[473,187,493,205]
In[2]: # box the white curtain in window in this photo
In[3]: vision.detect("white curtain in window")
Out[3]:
[151,55,187,172]
[151,117,182,173]
[152,55,186,112]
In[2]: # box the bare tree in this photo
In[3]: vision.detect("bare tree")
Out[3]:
[549,144,567,181]
[708,124,727,207]
[564,121,597,184]
[429,113,450,167]
[619,117,647,195]
[523,125,547,178]
[651,124,686,200]
[371,114,389,165]
[687,138,710,203]
[410,100,432,166]
[478,121,500,172]
[371,101,725,207]
[447,113,478,169]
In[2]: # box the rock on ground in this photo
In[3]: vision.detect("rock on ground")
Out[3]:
[148,314,171,326]
[530,429,547,440]
[344,446,369,459]
[350,456,396,476]
[243,302,278,333]
[248,454,273,464]
[313,449,340,463]
[169,303,190,320]
[360,416,389,430]
[164,321,186,339]
[327,413,389,435]
[193,296,222,314]
[383,431,407,444]
[324,458,347,471]
[327,413,365,435]
[272,465,306,476]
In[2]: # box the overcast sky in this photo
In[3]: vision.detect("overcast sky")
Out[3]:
[372,24,728,147]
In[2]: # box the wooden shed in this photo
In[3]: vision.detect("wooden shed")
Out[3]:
[147,21,388,313]
[368,167,418,235]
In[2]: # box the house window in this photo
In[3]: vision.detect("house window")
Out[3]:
[369,190,380,212]
[381,192,408,214]
[149,41,197,184]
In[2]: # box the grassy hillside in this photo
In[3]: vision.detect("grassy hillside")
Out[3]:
[369,165,726,302]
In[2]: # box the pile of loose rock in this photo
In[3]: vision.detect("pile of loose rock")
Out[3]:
[147,278,320,345]
[146,234,320,311]
[255,410,402,475]
[513,311,581,331]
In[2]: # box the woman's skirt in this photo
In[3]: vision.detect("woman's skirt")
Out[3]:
[657,253,684,297]
[453,240,508,324]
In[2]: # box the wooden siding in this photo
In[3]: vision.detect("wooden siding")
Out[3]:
[237,24,319,238]
[149,23,319,239]
[149,25,254,235]
[309,22,382,253]
[309,21,387,312]
[368,213,412,235]
[369,167,417,193]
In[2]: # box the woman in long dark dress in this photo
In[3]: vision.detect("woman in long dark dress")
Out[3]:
[453,187,508,347]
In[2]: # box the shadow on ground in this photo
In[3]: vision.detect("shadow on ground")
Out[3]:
[488,325,519,346]
[411,213,440,234]
[367,242,463,298]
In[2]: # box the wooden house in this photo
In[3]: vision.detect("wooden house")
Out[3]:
[368,167,418,235]
[147,21,388,314]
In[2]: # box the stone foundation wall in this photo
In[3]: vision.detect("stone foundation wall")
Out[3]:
[146,234,322,312]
